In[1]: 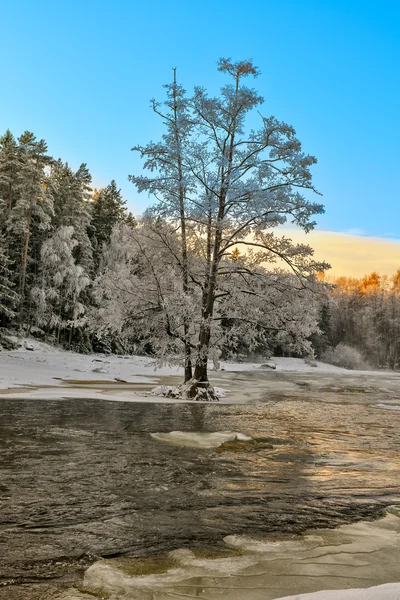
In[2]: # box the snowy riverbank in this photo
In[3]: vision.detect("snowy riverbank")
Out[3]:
[1,339,398,405]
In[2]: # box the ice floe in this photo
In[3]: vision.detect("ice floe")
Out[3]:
[150,430,252,448]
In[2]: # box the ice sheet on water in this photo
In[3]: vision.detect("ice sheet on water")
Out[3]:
[60,509,400,600]
[150,430,252,448]
[224,533,324,554]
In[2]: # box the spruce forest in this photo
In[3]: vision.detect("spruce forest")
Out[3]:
[0,129,135,352]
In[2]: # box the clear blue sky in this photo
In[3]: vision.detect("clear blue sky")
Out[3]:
[1,0,399,238]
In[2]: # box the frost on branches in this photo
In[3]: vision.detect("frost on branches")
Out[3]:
[0,236,18,321]
[92,220,326,400]
[31,226,90,342]
[98,58,329,399]
[0,127,134,346]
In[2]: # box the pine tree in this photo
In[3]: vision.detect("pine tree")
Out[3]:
[0,130,24,229]
[6,132,54,316]
[51,160,93,272]
[230,248,241,262]
[392,269,400,292]
[90,180,133,268]
[32,226,90,343]
[0,236,18,323]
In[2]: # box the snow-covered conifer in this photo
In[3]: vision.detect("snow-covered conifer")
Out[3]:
[32,226,90,341]
[0,130,24,228]
[0,237,18,322]
[51,160,93,272]
[90,180,133,269]
[6,132,54,309]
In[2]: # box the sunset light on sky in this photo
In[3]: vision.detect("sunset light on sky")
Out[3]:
[1,0,399,276]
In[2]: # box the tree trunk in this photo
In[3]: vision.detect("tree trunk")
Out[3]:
[193,73,240,384]
[181,215,192,382]
[172,68,192,382]
[7,182,13,218]
[193,225,222,382]
[19,208,32,308]
[193,274,217,382]
[193,331,210,381]
[192,196,215,383]
[184,355,193,383]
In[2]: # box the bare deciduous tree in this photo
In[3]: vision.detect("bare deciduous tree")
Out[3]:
[128,58,329,398]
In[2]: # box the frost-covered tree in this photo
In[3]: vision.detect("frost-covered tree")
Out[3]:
[0,130,24,227]
[129,59,329,398]
[324,273,400,370]
[6,132,54,311]
[51,160,93,272]
[211,259,322,360]
[32,226,90,342]
[91,221,199,360]
[131,69,195,381]
[0,237,18,323]
[90,180,134,269]
[92,221,323,393]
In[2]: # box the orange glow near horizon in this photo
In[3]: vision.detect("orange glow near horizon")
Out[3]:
[285,229,400,278]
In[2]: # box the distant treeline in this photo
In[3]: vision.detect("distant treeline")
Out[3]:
[313,271,400,370]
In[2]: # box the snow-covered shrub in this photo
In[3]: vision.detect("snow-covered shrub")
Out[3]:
[304,355,317,367]
[322,343,368,370]
[0,329,18,350]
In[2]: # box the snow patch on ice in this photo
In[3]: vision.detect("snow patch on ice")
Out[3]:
[275,582,400,599]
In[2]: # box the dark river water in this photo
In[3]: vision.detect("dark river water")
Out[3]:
[1,392,400,598]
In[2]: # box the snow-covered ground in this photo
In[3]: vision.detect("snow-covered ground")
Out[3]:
[275,584,400,599]
[0,339,181,387]
[0,338,394,404]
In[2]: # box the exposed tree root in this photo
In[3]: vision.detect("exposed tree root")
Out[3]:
[157,380,220,402]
